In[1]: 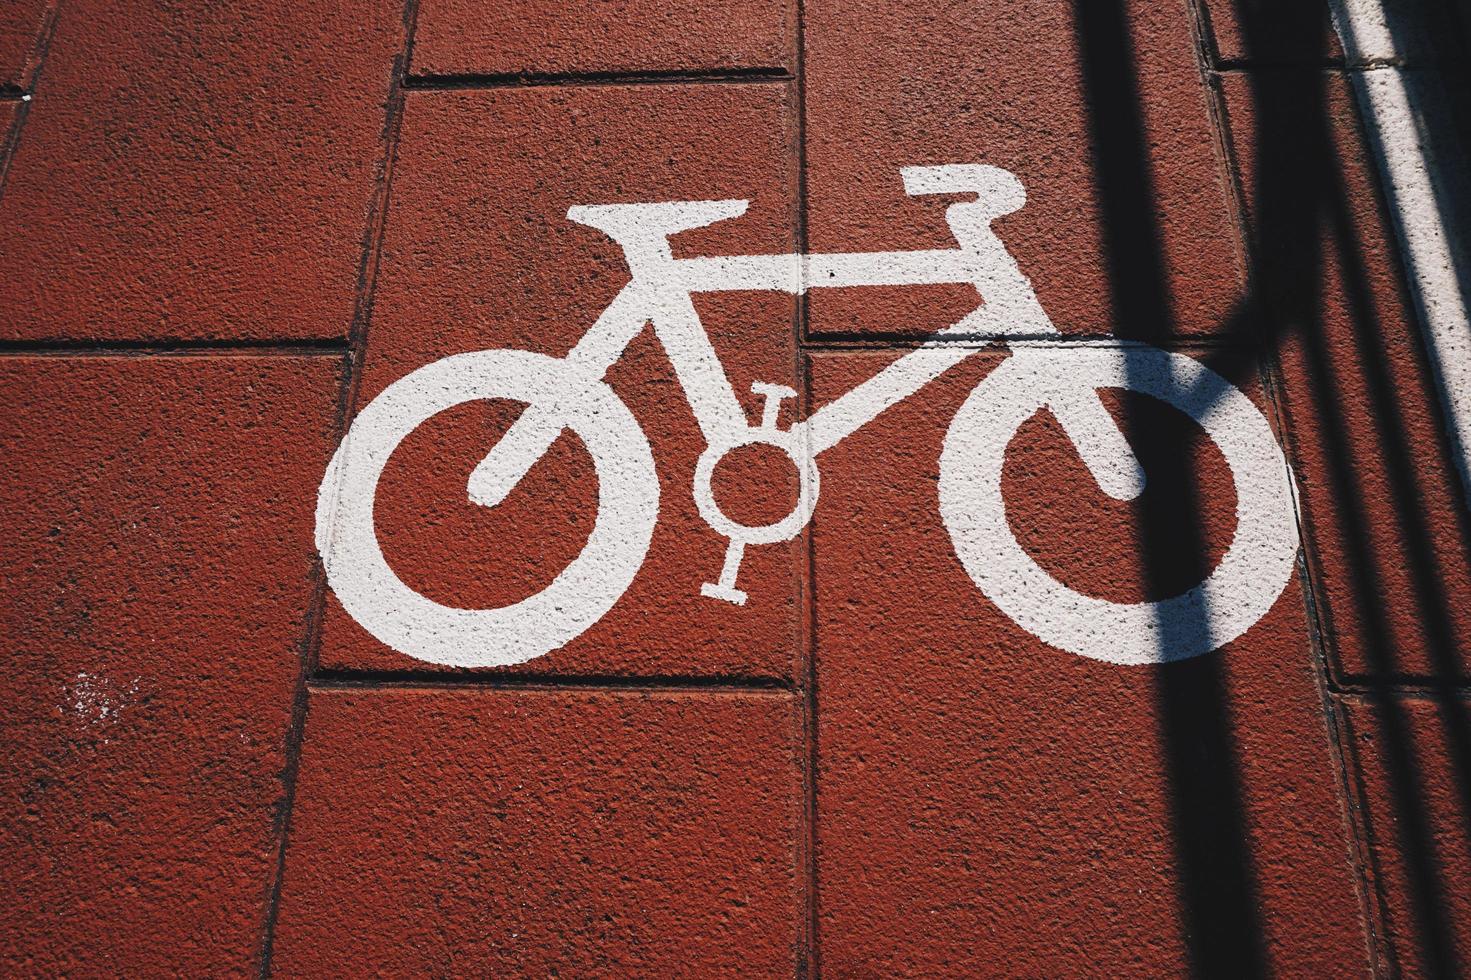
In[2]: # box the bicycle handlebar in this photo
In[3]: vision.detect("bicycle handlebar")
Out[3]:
[900,164,1027,218]
[567,165,1029,251]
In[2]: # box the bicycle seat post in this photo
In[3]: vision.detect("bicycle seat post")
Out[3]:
[750,380,797,430]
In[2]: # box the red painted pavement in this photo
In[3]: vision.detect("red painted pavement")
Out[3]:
[317,83,804,680]
[1199,0,1345,66]
[1221,71,1471,683]
[271,688,802,975]
[0,0,50,89]
[0,0,400,342]
[4,0,1470,975]
[1339,695,1471,975]
[410,0,796,78]
[803,0,1241,341]
[1,357,341,974]
[809,349,1362,974]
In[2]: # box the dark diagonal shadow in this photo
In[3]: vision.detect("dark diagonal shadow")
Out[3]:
[1070,0,1471,974]
[1242,60,1460,975]
[1072,1,1267,974]
[1228,1,1471,976]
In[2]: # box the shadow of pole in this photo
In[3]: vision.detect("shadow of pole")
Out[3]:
[1071,1,1267,974]
[1250,62,1460,969]
[1214,0,1471,974]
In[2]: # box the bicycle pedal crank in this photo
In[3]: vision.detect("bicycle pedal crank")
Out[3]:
[701,540,750,605]
[695,380,818,607]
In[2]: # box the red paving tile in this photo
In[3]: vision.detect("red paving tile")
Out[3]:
[271,688,802,975]
[0,0,48,89]
[1221,71,1471,681]
[809,348,1364,974]
[411,0,796,77]
[1201,0,1460,67]
[0,0,400,342]
[0,97,18,155]
[317,84,804,680]
[1199,0,1343,65]
[0,355,341,975]
[802,0,1241,341]
[1339,694,1471,975]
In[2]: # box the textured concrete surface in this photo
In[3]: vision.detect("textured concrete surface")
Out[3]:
[809,350,1365,974]
[317,84,804,680]
[0,98,17,156]
[1201,0,1464,67]
[271,688,803,974]
[0,357,341,974]
[1339,694,1471,975]
[1222,71,1471,681]
[1200,0,1345,65]
[802,0,1241,340]
[0,0,400,341]
[0,0,50,88]
[411,0,796,77]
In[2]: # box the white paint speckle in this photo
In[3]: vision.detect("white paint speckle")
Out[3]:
[63,672,139,742]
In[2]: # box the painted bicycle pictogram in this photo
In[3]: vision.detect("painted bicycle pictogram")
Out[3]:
[315,164,1300,668]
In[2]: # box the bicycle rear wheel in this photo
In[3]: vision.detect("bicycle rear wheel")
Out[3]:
[315,349,658,668]
[938,344,1299,665]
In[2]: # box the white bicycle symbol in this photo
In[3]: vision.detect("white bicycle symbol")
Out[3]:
[315,164,1299,669]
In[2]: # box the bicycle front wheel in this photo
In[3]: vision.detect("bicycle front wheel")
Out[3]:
[315,349,658,668]
[938,344,1299,665]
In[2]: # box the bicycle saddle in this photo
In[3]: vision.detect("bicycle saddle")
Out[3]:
[567,199,750,245]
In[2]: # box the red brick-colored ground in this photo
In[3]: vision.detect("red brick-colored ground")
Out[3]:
[4,0,1470,975]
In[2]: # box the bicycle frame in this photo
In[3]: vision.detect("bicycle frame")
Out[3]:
[317,163,1301,666]
[572,206,1044,459]
[466,164,1145,602]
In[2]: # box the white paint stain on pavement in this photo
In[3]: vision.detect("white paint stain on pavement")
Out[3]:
[63,672,139,742]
